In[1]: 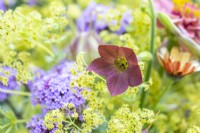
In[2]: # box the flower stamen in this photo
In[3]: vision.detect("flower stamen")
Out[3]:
[114,56,128,71]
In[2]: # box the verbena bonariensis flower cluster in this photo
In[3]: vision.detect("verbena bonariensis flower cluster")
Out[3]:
[0,0,200,133]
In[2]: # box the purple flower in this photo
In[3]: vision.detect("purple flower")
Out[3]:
[29,61,86,112]
[76,2,133,34]
[0,67,19,102]
[76,2,109,32]
[27,61,87,132]
[0,1,6,11]
[26,114,48,133]
[116,10,133,34]
[27,0,37,6]
[87,45,142,96]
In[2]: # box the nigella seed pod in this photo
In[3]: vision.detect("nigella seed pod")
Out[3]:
[70,31,102,63]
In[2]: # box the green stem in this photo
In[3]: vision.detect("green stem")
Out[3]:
[140,0,156,108]
[0,123,11,129]
[16,119,29,124]
[152,80,174,109]
[6,99,22,119]
[0,88,31,97]
[63,120,82,131]
[36,42,55,57]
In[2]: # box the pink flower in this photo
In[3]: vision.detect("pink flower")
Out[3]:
[154,0,173,14]
[171,3,200,43]
[155,0,200,44]
[87,45,142,96]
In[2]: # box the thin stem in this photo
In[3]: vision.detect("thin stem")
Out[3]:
[0,88,31,97]
[63,120,82,131]
[6,99,22,119]
[152,80,174,109]
[0,123,11,129]
[140,0,156,108]
[16,119,29,124]
[0,109,9,118]
[35,41,55,57]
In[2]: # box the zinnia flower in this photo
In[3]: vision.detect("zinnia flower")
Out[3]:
[157,47,200,77]
[87,45,142,96]
[155,0,200,44]
[171,3,200,44]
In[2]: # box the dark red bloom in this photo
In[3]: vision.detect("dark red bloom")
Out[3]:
[87,45,142,96]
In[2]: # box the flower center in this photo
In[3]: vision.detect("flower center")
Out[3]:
[114,56,128,71]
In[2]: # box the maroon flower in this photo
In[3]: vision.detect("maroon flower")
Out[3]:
[87,45,142,96]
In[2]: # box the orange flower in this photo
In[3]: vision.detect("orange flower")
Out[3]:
[157,47,200,77]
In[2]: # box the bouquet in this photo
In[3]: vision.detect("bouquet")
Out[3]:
[0,0,200,132]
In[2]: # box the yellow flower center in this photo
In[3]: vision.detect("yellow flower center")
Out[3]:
[114,56,128,71]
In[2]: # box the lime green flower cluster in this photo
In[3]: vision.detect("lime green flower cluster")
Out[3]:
[98,5,132,32]
[0,1,69,83]
[44,109,65,130]
[70,52,105,131]
[82,108,104,132]
[187,125,200,133]
[70,52,96,89]
[107,105,155,133]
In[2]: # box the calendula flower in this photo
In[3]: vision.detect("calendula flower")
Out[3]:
[87,45,142,96]
[157,47,200,77]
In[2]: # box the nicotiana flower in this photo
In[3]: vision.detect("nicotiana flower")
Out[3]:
[157,47,200,77]
[29,61,86,112]
[0,66,19,102]
[87,45,142,96]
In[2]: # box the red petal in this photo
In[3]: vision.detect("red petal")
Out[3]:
[126,66,142,86]
[98,45,119,62]
[87,57,116,77]
[119,47,139,67]
[106,73,129,96]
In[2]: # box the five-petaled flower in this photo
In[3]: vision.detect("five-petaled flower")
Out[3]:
[157,47,200,77]
[87,45,142,96]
